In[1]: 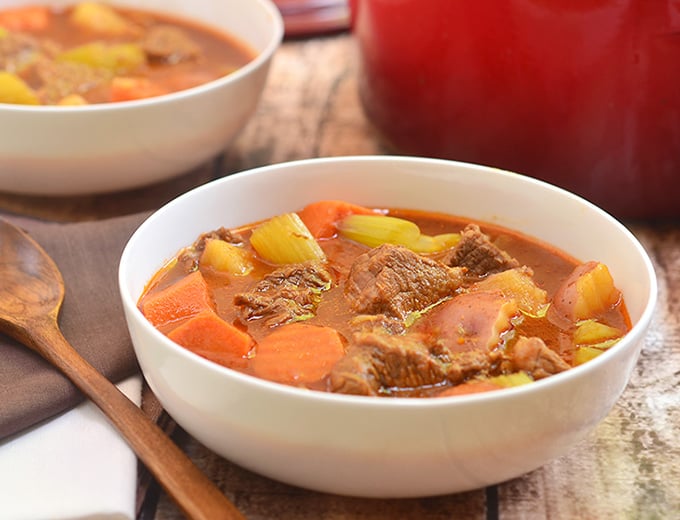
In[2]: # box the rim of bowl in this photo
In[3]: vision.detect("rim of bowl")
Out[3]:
[120,155,658,411]
[0,0,284,113]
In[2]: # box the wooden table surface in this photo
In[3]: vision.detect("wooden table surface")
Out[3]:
[2,32,679,519]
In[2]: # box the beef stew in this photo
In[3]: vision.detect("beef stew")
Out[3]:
[138,200,631,398]
[0,2,255,105]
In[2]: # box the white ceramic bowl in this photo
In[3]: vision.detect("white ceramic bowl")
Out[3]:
[119,156,657,498]
[0,0,283,195]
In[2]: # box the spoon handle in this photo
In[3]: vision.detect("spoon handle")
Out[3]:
[24,318,244,520]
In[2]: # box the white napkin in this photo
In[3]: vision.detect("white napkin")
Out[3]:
[0,376,141,520]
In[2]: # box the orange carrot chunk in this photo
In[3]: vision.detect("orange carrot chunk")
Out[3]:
[437,380,502,397]
[297,200,374,239]
[251,323,345,385]
[0,6,51,31]
[141,270,214,329]
[168,309,253,369]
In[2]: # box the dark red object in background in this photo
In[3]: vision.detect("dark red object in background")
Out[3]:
[350,0,680,219]
[274,0,349,37]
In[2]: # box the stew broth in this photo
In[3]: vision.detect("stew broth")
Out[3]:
[0,2,255,105]
[139,202,631,398]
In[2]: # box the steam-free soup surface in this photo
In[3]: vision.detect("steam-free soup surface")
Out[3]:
[0,2,255,105]
[139,200,631,398]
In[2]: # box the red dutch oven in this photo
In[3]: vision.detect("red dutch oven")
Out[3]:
[350,0,680,219]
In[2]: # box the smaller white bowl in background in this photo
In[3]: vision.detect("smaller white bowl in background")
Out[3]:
[119,156,657,498]
[0,0,283,196]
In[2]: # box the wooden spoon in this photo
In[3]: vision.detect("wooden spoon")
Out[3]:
[0,219,244,520]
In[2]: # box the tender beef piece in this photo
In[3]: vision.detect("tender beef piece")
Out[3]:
[0,32,51,72]
[439,223,520,277]
[348,314,406,335]
[509,336,570,379]
[329,331,491,396]
[142,25,201,63]
[344,244,465,320]
[35,60,109,104]
[193,227,244,250]
[441,349,493,384]
[330,332,448,396]
[235,261,332,327]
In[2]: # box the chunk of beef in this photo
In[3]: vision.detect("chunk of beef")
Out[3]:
[440,223,519,277]
[35,60,109,104]
[411,291,519,354]
[329,332,444,396]
[348,314,406,335]
[329,331,491,396]
[344,244,465,320]
[509,336,570,379]
[142,25,201,63]
[235,261,332,327]
[0,32,53,73]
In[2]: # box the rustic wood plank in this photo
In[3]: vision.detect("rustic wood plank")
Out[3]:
[223,34,388,174]
[152,436,488,520]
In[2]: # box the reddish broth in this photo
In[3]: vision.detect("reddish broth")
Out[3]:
[0,3,255,104]
[139,205,631,397]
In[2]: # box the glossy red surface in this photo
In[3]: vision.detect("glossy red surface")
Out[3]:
[351,0,680,218]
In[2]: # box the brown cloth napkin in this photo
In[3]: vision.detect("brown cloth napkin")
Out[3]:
[0,211,150,440]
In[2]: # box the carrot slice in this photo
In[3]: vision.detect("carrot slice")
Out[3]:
[0,6,51,31]
[141,271,214,329]
[437,380,502,397]
[168,310,253,369]
[251,323,345,385]
[297,200,374,239]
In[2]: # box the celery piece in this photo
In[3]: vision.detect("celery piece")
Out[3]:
[200,239,253,276]
[59,42,145,74]
[69,2,134,36]
[338,214,421,249]
[487,372,533,388]
[339,214,461,253]
[250,213,326,265]
[574,319,623,345]
[0,72,39,105]
[574,345,605,366]
[433,233,461,249]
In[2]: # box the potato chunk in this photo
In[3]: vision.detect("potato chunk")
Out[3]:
[0,71,39,104]
[69,2,136,36]
[200,239,253,276]
[548,261,621,328]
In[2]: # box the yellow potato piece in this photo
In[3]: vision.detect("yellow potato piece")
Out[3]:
[59,42,145,74]
[574,319,623,345]
[0,72,40,105]
[69,2,134,36]
[573,263,621,320]
[200,239,253,276]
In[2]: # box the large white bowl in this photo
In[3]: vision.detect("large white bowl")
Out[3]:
[119,156,657,498]
[0,0,283,195]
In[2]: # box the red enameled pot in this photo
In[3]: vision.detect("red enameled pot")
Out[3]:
[350,0,680,219]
